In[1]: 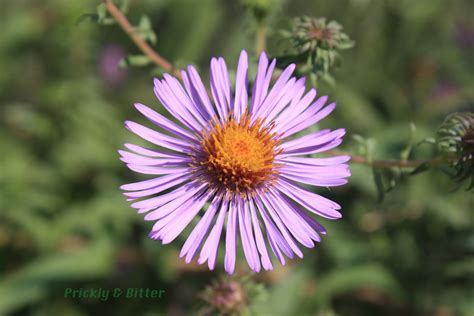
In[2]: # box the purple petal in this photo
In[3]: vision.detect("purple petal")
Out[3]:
[268,189,322,243]
[281,129,346,156]
[180,195,222,263]
[161,74,208,126]
[277,155,351,166]
[276,179,342,219]
[254,197,293,261]
[249,201,273,270]
[125,175,193,201]
[184,66,216,120]
[258,195,304,258]
[125,165,188,175]
[252,63,295,121]
[252,57,277,116]
[224,199,238,274]
[134,103,197,142]
[154,78,202,132]
[277,139,344,157]
[274,88,317,130]
[257,76,297,121]
[250,52,269,114]
[219,58,233,112]
[210,58,230,121]
[180,71,211,124]
[124,143,187,158]
[158,190,213,244]
[233,50,249,120]
[238,199,261,272]
[275,95,328,136]
[142,183,206,218]
[281,164,351,179]
[198,198,229,270]
[119,150,189,166]
[121,172,190,191]
[282,102,337,137]
[265,191,315,247]
[289,202,327,235]
[281,174,349,186]
[149,188,207,235]
[125,121,191,152]
[264,77,306,124]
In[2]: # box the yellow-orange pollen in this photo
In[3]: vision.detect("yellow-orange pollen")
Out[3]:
[197,113,282,195]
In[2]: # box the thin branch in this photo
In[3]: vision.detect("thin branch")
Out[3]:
[327,150,453,169]
[351,155,446,169]
[255,23,267,55]
[102,0,180,78]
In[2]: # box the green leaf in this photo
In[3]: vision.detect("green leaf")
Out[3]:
[75,13,99,25]
[119,55,152,67]
[76,4,114,25]
[135,15,157,45]
[120,0,130,13]
[337,39,355,49]
[410,161,430,175]
[400,122,417,161]
[96,3,107,21]
[417,137,436,146]
[352,134,366,144]
[373,167,385,203]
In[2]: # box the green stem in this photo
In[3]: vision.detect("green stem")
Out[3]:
[255,23,267,55]
[327,150,454,169]
[102,0,179,78]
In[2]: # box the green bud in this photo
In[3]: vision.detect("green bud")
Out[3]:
[290,17,353,50]
[437,112,474,189]
[278,16,354,86]
[199,273,267,315]
[437,112,474,157]
[201,277,248,315]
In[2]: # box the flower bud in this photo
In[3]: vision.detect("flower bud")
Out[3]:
[279,16,354,85]
[201,278,247,315]
[437,112,474,189]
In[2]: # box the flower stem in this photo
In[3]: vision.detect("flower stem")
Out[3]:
[102,0,180,78]
[255,23,267,55]
[327,150,453,169]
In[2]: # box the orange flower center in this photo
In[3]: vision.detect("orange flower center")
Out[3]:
[197,113,282,195]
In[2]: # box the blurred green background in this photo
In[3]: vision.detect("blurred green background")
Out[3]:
[0,0,473,315]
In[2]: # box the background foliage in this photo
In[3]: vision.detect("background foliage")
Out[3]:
[0,0,472,315]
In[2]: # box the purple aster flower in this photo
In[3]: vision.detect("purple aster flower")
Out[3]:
[119,50,350,274]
